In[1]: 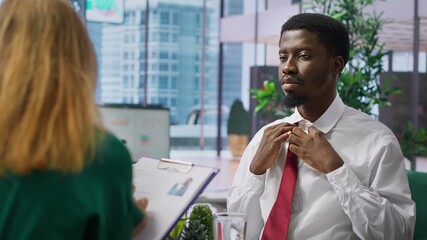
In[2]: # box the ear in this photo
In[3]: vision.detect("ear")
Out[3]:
[330,56,344,75]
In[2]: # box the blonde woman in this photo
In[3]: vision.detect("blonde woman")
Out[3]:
[0,0,148,239]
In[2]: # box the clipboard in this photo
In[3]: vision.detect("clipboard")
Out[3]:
[132,157,219,240]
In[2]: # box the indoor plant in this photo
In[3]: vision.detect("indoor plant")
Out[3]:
[227,99,251,157]
[400,122,427,171]
[305,0,400,116]
[250,1,400,119]
[249,80,292,119]
[168,204,214,240]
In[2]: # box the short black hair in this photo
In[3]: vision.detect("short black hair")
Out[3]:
[280,13,350,66]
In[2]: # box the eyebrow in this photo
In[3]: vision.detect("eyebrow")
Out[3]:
[279,47,315,53]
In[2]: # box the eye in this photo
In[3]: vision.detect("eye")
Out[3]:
[279,54,288,63]
[299,54,311,60]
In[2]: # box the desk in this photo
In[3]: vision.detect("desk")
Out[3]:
[189,158,240,209]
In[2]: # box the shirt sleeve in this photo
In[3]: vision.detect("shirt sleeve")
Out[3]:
[104,133,144,239]
[227,130,266,240]
[112,202,143,240]
[326,134,415,240]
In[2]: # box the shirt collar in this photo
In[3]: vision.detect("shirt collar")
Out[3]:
[286,94,345,134]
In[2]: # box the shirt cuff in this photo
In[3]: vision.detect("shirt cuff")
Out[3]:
[326,164,362,195]
[242,170,266,194]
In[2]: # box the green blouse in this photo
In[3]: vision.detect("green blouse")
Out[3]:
[0,133,142,240]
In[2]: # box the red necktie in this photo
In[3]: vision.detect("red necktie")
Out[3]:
[261,149,298,240]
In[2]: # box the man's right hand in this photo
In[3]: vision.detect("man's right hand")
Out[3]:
[249,122,296,175]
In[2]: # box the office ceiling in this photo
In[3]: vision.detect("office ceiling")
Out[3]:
[220,0,427,52]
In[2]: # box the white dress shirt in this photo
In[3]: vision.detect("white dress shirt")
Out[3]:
[227,95,415,240]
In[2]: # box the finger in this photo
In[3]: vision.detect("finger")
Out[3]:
[265,124,290,138]
[273,131,291,142]
[288,132,302,146]
[269,122,294,130]
[270,125,295,139]
[136,198,149,210]
[308,126,324,139]
[280,122,297,127]
[308,126,320,134]
[288,143,299,155]
[291,127,307,137]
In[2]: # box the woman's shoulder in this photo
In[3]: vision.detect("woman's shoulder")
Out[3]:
[97,131,129,154]
[91,131,133,168]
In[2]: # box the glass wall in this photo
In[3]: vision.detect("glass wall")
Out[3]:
[391,52,427,72]
[87,0,231,150]
[76,0,427,155]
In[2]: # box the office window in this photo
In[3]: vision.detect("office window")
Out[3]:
[171,76,177,89]
[172,33,178,42]
[194,77,199,89]
[159,97,168,106]
[171,64,178,72]
[124,34,130,43]
[159,75,168,89]
[138,77,145,88]
[159,51,169,59]
[172,12,179,25]
[160,11,169,25]
[151,51,157,58]
[130,75,135,87]
[171,97,177,106]
[139,50,145,59]
[151,77,158,88]
[140,10,146,24]
[151,63,158,71]
[195,13,200,27]
[160,32,169,42]
[152,32,158,41]
[150,97,159,104]
[159,63,169,71]
[89,1,222,150]
[123,76,129,88]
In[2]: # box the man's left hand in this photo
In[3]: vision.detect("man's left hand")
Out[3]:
[288,126,343,174]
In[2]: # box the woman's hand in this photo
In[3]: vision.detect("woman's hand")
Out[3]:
[132,197,149,236]
[132,184,149,236]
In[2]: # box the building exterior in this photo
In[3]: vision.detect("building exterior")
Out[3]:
[222,0,243,110]
[91,0,219,125]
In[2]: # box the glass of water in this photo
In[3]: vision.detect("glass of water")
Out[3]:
[213,212,246,240]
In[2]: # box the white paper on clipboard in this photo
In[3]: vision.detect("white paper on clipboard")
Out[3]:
[132,157,219,240]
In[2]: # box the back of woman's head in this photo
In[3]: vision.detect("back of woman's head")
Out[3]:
[0,0,103,175]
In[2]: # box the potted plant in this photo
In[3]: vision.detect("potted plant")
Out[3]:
[249,80,293,121]
[227,99,251,157]
[304,0,401,116]
[168,204,214,240]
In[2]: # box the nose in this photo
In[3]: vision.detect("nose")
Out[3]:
[281,57,297,75]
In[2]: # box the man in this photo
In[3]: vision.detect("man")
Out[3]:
[227,13,415,240]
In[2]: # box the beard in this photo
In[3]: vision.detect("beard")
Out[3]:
[282,92,308,108]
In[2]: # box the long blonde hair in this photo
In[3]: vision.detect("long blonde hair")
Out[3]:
[0,0,104,175]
